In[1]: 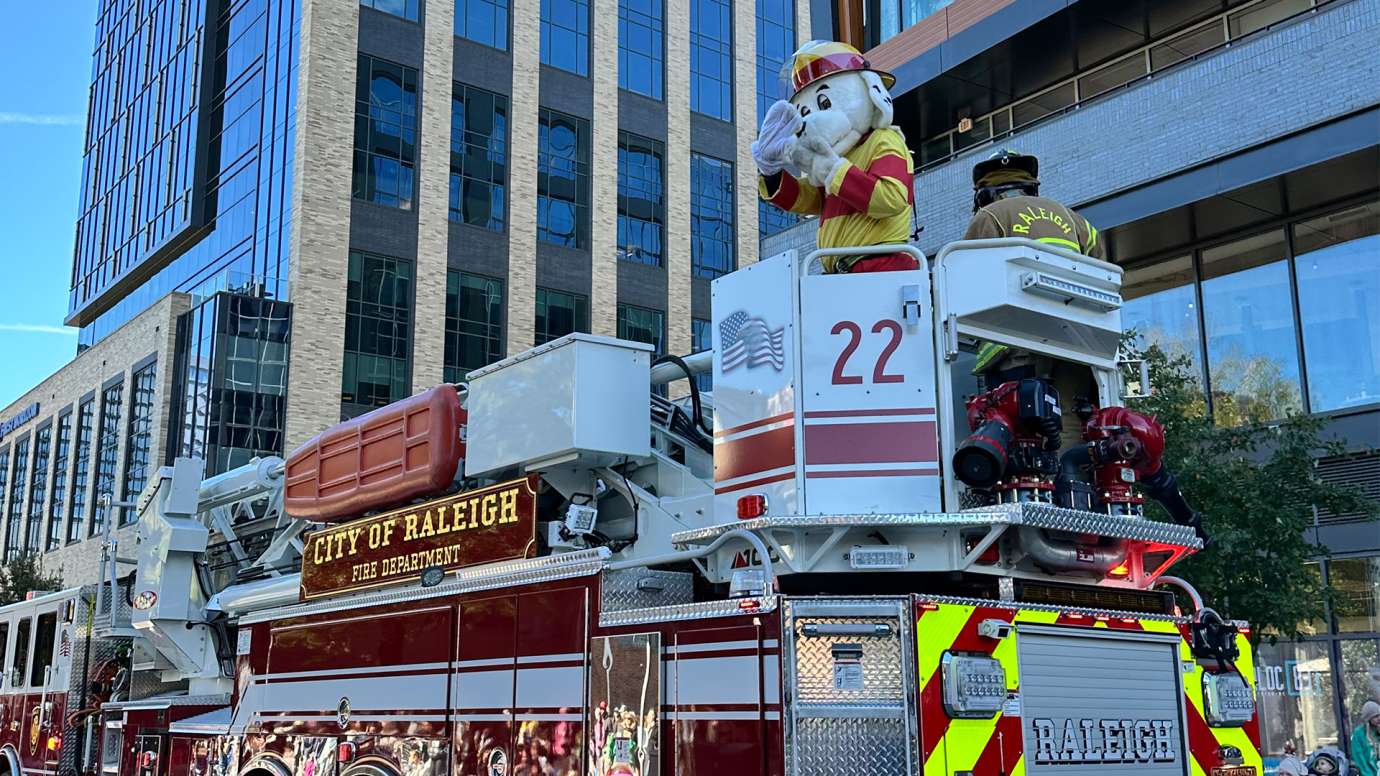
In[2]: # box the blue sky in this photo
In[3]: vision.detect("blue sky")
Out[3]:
[0,2,98,408]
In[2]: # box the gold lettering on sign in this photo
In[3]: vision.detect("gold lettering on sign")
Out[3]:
[300,477,537,600]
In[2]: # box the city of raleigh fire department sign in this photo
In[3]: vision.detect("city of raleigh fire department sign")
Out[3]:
[299,476,538,600]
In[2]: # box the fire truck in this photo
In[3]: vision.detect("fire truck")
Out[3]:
[0,239,1262,776]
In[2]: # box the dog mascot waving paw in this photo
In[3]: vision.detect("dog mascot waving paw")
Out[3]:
[753,41,917,274]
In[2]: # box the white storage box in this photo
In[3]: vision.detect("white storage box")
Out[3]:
[464,333,653,476]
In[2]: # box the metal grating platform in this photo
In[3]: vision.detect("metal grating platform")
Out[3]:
[673,502,1201,548]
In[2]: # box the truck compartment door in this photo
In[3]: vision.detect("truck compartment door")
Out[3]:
[783,598,919,776]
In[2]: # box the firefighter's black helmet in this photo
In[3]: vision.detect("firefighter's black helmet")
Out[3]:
[972,148,1039,187]
[972,148,1040,211]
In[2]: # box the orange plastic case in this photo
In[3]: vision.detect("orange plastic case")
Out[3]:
[284,385,466,523]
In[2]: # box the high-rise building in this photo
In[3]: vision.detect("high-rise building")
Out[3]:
[766,0,1379,760]
[0,0,827,577]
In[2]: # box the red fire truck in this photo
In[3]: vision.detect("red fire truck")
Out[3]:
[1,240,1262,776]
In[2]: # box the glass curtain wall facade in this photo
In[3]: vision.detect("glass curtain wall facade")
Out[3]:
[172,293,291,476]
[73,0,298,350]
[617,304,666,356]
[1256,557,1379,764]
[1122,198,1379,425]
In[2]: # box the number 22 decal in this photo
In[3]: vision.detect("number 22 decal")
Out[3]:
[831,319,905,385]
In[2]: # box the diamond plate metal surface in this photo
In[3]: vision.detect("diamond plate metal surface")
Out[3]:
[783,599,918,776]
[672,502,1200,548]
[794,717,912,776]
[791,616,905,705]
[600,568,694,613]
[598,596,778,627]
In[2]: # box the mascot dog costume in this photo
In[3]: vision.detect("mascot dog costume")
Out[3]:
[754,41,917,274]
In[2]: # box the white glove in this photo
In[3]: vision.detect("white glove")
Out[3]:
[793,134,848,188]
[752,100,802,176]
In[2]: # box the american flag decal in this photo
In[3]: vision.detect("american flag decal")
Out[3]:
[720,310,785,372]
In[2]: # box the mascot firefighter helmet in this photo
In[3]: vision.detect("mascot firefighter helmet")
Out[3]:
[972,148,1040,212]
[786,40,895,97]
[785,41,898,156]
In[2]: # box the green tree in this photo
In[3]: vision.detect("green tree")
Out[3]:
[1125,342,1376,642]
[0,553,64,606]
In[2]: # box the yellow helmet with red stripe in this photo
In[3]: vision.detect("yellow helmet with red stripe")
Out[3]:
[786,40,895,98]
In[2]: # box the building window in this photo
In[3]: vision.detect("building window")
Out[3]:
[865,0,952,47]
[25,426,51,555]
[457,0,509,48]
[121,364,157,522]
[1200,230,1304,426]
[617,131,666,267]
[1256,639,1336,758]
[353,55,419,209]
[1292,200,1380,413]
[692,318,712,391]
[451,84,508,232]
[173,294,290,476]
[691,0,733,120]
[1122,255,1205,391]
[619,0,664,99]
[68,401,94,543]
[692,154,736,279]
[760,200,798,239]
[541,0,590,76]
[360,0,419,20]
[537,109,591,249]
[617,304,665,355]
[343,251,413,408]
[92,382,124,537]
[536,288,590,344]
[47,413,71,552]
[444,271,504,383]
[6,437,29,560]
[755,0,795,125]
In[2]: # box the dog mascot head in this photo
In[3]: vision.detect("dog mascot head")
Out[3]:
[786,41,896,156]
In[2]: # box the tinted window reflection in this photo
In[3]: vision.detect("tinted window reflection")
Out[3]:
[1200,230,1303,424]
[1293,201,1380,412]
[1122,255,1205,389]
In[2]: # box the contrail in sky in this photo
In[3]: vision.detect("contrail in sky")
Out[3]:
[0,324,77,335]
[0,112,84,126]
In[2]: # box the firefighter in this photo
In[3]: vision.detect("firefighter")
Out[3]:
[962,148,1106,260]
[967,149,1106,440]
[753,40,918,274]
